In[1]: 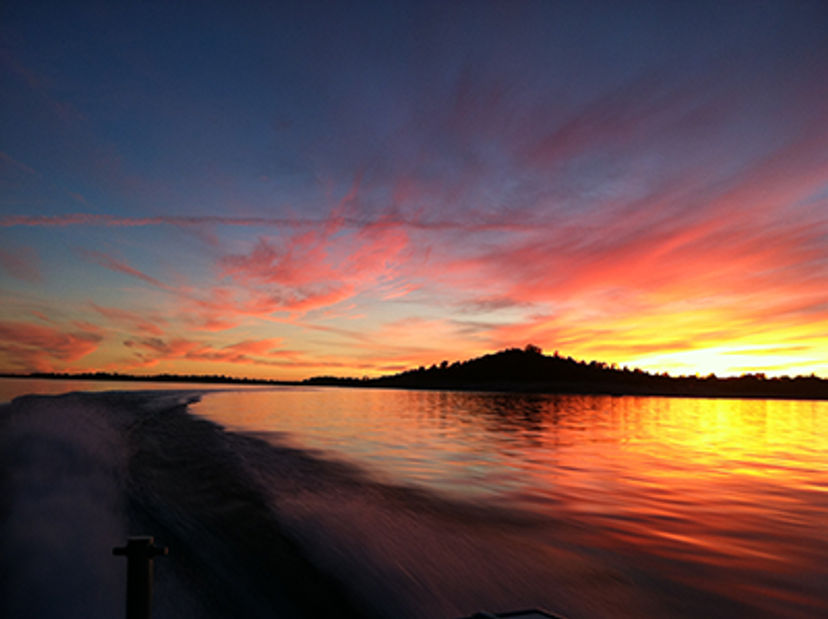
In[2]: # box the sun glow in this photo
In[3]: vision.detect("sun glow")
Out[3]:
[1,2,826,380]
[629,343,828,378]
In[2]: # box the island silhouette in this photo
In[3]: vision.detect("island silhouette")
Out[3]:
[5,345,827,400]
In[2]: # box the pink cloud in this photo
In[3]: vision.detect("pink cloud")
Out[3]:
[75,244,364,329]
[121,335,307,370]
[0,321,103,372]
[30,310,54,323]
[90,303,167,337]
[80,250,169,289]
[71,321,105,334]
[431,112,828,312]
[2,66,823,380]
[0,212,539,233]
[67,191,88,205]
[216,216,417,316]
[79,254,248,334]
[0,213,309,228]
[222,338,284,356]
[526,74,680,168]
[181,314,242,332]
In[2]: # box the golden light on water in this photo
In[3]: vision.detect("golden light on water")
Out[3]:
[169,387,828,616]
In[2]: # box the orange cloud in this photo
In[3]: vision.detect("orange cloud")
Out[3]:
[0,321,102,372]
[4,85,825,380]
[122,336,287,367]
[216,216,416,316]
[114,335,376,378]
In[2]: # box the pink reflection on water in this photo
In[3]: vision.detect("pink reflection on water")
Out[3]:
[193,388,828,617]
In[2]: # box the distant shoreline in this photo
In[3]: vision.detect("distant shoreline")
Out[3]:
[305,379,828,401]
[0,372,300,387]
[4,350,828,403]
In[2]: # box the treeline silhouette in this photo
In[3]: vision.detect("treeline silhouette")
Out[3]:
[4,345,827,399]
[2,371,295,386]
[305,345,828,400]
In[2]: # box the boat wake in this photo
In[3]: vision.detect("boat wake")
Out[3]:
[1,391,668,619]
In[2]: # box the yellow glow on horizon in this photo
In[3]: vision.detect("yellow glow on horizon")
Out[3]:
[627,342,828,378]
[518,297,828,379]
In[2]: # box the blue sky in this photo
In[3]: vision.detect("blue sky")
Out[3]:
[2,1,827,378]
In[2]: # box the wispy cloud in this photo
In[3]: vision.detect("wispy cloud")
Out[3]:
[0,151,37,176]
[2,2,827,378]
[89,303,167,337]
[0,321,102,372]
[119,335,329,370]
[80,250,169,289]
[0,212,541,233]
[0,246,42,283]
[217,218,416,315]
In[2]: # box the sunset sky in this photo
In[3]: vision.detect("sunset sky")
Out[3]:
[2,1,827,379]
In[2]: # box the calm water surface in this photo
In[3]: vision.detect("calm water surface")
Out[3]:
[192,387,828,617]
[0,377,264,404]
[5,379,827,616]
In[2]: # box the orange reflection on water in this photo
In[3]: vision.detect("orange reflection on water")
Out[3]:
[523,396,828,617]
[193,389,828,617]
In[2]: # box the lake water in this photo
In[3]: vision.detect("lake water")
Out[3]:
[193,388,828,617]
[0,377,261,404]
[3,379,827,618]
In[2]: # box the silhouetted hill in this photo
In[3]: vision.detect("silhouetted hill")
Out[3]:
[5,347,827,399]
[306,345,828,400]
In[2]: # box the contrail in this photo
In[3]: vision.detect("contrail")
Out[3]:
[0,213,539,232]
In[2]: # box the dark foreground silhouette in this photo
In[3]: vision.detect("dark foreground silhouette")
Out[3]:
[307,346,828,400]
[4,345,827,400]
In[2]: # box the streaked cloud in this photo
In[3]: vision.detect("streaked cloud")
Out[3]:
[1,1,826,378]
[89,303,167,337]
[0,151,37,176]
[0,321,102,372]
